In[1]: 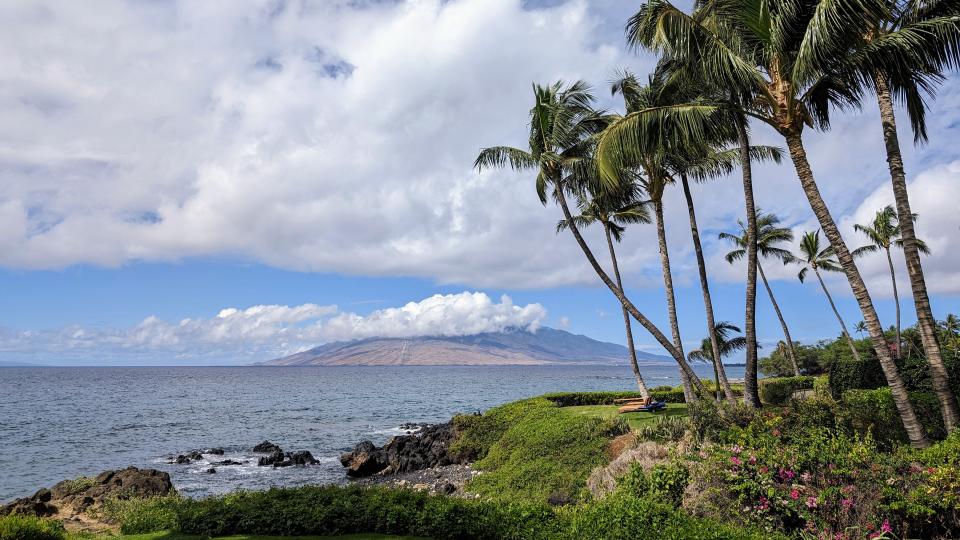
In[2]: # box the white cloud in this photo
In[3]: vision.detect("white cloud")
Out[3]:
[0,0,956,295]
[0,291,546,364]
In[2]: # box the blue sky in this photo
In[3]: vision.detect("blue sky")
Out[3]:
[1,0,958,365]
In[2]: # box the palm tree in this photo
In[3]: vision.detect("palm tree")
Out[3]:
[720,211,800,376]
[608,71,699,401]
[852,205,931,358]
[688,322,749,397]
[474,81,707,397]
[615,0,929,447]
[842,0,960,434]
[855,321,868,337]
[557,180,653,398]
[794,231,862,363]
[943,314,960,336]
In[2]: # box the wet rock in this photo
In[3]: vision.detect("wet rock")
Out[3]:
[339,422,466,478]
[205,448,225,455]
[205,468,216,474]
[252,440,282,453]
[258,449,320,468]
[214,459,244,466]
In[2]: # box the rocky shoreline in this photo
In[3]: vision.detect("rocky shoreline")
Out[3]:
[3,418,477,531]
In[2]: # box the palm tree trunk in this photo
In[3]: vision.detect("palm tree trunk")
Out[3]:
[814,268,862,362]
[874,74,959,432]
[784,130,929,448]
[552,181,706,397]
[681,174,736,402]
[605,224,650,399]
[758,262,800,375]
[884,247,901,358]
[738,122,761,408]
[653,198,693,402]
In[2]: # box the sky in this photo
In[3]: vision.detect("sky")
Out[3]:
[0,0,958,366]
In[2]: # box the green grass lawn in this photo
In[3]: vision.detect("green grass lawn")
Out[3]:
[563,403,688,430]
[109,532,424,540]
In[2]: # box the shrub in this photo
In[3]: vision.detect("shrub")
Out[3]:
[173,485,561,540]
[687,399,759,443]
[758,376,815,405]
[812,374,831,398]
[842,388,945,447]
[453,397,627,503]
[0,515,65,540]
[635,416,690,443]
[828,356,885,399]
[564,494,778,540]
[99,494,183,534]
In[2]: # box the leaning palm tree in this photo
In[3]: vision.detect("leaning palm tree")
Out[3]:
[616,0,929,446]
[720,211,800,376]
[853,205,930,358]
[557,179,653,398]
[609,71,698,401]
[688,322,748,401]
[793,231,862,363]
[606,66,764,407]
[474,81,707,397]
[841,0,960,434]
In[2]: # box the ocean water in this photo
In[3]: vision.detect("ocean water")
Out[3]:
[0,363,742,502]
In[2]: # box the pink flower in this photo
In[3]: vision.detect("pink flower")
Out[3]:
[841,499,854,509]
[779,468,796,481]
[772,428,781,437]
[806,496,819,508]
[730,456,742,466]
[790,489,800,500]
[731,444,742,454]
[748,455,757,465]
[801,471,812,483]
[881,519,892,534]
[760,466,769,474]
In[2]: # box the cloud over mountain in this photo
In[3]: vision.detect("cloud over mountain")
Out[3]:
[0,292,546,364]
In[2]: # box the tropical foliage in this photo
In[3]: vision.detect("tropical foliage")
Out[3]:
[475,0,960,445]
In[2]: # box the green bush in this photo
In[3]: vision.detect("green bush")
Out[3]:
[635,415,690,442]
[0,515,65,540]
[687,399,759,443]
[828,356,885,398]
[841,388,946,447]
[758,376,815,405]
[812,374,830,398]
[461,397,627,503]
[99,494,183,534]
[171,485,560,540]
[564,494,779,540]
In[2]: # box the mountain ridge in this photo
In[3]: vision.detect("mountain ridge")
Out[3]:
[260,327,671,366]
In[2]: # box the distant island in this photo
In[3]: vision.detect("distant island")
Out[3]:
[260,327,671,366]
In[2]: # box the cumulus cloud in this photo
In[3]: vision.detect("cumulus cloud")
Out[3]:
[0,292,546,364]
[0,0,956,294]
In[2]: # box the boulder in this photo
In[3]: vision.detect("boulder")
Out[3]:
[340,422,465,478]
[214,459,244,466]
[2,467,175,518]
[205,448,225,455]
[258,449,320,468]
[252,440,282,453]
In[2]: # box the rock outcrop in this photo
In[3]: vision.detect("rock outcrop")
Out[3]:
[1,467,175,518]
[339,422,466,478]
[254,442,320,467]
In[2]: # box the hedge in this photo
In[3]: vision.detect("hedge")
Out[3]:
[113,485,780,540]
[842,388,947,447]
[758,376,815,405]
[828,356,885,399]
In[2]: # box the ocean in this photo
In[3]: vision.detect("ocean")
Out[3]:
[0,363,743,502]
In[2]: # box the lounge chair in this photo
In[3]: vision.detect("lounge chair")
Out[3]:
[617,397,666,414]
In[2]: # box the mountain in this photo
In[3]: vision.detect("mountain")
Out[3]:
[260,327,671,366]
